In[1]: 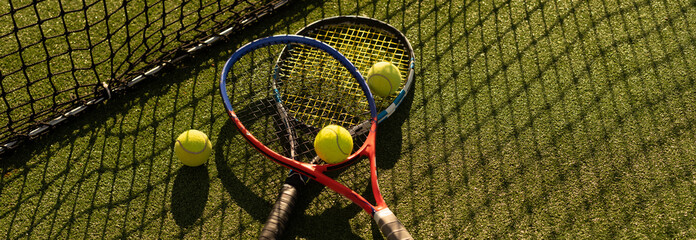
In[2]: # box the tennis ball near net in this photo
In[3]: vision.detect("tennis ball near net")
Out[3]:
[174,129,212,167]
[314,125,353,164]
[367,61,401,97]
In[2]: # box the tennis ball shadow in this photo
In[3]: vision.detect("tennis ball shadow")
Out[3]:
[171,165,210,227]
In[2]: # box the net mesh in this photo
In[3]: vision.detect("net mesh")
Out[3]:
[0,0,289,154]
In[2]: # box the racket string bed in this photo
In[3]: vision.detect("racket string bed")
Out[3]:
[309,25,411,110]
[277,45,369,129]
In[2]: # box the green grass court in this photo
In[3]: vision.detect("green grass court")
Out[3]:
[2,0,696,239]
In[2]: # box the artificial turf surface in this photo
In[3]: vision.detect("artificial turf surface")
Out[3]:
[2,0,696,239]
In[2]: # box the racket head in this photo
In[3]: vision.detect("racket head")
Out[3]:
[296,16,415,123]
[219,35,378,172]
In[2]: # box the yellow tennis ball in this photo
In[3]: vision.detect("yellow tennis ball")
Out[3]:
[314,125,353,164]
[174,129,212,167]
[367,61,401,97]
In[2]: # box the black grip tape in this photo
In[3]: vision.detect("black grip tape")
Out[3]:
[375,210,413,240]
[258,183,299,240]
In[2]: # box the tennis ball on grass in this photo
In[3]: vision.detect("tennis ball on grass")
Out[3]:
[174,129,212,167]
[314,125,353,164]
[367,61,401,97]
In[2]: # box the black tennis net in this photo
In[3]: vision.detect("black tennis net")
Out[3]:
[0,0,290,155]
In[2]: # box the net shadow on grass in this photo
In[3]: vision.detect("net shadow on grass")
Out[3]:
[437,0,696,238]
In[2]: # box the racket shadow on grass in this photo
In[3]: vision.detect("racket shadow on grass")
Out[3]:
[374,78,416,170]
[213,97,298,222]
[214,122,275,222]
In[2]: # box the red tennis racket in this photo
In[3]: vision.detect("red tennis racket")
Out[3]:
[220,35,412,240]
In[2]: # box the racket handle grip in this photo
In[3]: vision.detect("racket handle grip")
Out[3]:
[258,183,299,240]
[374,208,413,240]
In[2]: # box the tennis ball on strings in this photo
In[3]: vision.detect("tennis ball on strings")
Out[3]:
[174,129,212,167]
[314,125,353,164]
[367,61,401,97]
